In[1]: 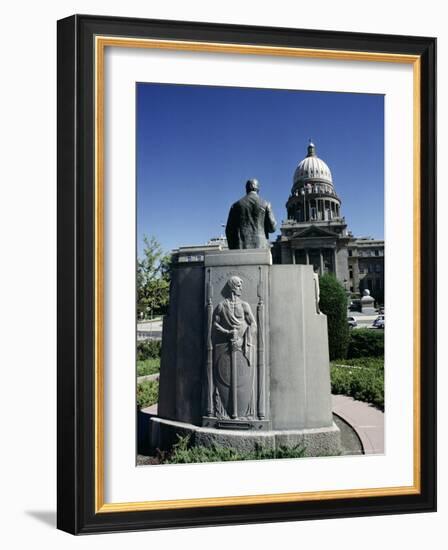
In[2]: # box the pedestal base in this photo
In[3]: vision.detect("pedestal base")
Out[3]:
[361,307,376,314]
[150,416,341,457]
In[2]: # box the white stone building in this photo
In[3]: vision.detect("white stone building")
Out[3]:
[273,141,384,302]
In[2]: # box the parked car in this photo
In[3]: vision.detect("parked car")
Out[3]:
[347,316,357,328]
[372,315,385,329]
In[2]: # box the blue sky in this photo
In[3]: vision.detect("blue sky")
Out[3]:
[137,83,384,256]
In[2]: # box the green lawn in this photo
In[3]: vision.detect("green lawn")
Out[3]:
[137,357,160,377]
[331,356,384,410]
[137,379,159,409]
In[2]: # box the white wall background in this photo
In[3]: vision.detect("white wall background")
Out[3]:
[0,0,444,547]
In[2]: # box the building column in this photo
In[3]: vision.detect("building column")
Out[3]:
[291,247,296,264]
[320,249,324,274]
[333,248,337,276]
[305,249,309,265]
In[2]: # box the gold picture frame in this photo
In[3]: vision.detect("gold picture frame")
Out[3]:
[58,15,436,534]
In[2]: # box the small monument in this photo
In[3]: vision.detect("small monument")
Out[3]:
[150,180,341,456]
[360,289,376,314]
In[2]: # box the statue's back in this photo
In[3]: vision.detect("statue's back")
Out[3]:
[226,189,276,249]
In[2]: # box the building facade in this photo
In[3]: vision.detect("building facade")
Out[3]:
[172,141,384,303]
[172,237,227,264]
[272,141,384,302]
[347,238,384,302]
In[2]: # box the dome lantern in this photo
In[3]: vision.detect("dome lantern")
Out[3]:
[307,139,316,157]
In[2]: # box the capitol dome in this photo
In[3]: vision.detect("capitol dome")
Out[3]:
[286,140,341,223]
[293,141,333,188]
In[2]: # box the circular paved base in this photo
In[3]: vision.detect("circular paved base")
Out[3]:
[333,414,364,455]
[150,416,341,457]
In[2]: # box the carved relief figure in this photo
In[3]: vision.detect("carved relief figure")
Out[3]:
[213,276,256,419]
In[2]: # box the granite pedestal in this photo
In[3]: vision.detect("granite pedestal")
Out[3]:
[151,249,340,456]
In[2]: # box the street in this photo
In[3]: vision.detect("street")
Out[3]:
[350,313,381,329]
[137,318,163,340]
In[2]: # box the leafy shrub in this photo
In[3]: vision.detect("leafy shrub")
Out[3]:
[347,328,384,359]
[159,435,307,464]
[319,274,349,360]
[137,379,159,409]
[336,357,384,369]
[331,357,384,409]
[137,339,162,361]
[137,357,160,377]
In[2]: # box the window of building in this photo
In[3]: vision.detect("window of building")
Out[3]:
[348,250,353,257]
[375,249,379,256]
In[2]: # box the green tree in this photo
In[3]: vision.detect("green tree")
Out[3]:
[319,273,349,360]
[137,235,171,319]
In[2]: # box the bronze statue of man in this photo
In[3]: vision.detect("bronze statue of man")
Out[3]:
[225,179,277,249]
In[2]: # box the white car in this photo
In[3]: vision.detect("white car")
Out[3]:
[347,316,357,328]
[372,315,385,329]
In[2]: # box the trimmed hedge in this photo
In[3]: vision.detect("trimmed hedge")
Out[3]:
[331,357,384,409]
[319,273,349,360]
[347,328,384,359]
[137,339,162,361]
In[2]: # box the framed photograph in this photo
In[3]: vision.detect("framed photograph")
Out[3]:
[57,14,436,534]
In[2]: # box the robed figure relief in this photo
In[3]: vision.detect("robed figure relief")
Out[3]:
[213,276,256,419]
